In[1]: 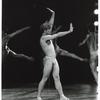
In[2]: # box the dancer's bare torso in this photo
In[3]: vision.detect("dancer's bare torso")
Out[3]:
[40,35,56,58]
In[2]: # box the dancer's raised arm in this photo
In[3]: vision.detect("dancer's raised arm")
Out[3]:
[79,34,90,46]
[46,8,55,31]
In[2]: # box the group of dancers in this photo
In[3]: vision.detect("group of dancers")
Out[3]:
[2,7,98,100]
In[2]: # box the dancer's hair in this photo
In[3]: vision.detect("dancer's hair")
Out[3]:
[40,21,51,31]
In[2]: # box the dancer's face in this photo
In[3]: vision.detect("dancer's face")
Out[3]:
[41,21,52,35]
[45,28,52,35]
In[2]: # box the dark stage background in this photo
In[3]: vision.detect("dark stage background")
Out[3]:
[2,0,97,88]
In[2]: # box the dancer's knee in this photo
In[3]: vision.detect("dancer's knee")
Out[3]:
[53,74,60,81]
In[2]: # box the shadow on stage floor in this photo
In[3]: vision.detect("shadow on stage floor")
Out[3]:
[2,84,98,100]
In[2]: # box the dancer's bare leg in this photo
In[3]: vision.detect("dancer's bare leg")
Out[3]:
[90,53,98,83]
[55,44,87,62]
[53,59,69,100]
[37,57,53,100]
[90,61,98,83]
[6,47,34,61]
[59,49,87,61]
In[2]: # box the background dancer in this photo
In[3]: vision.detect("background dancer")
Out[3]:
[2,26,34,62]
[79,30,98,84]
[52,25,87,61]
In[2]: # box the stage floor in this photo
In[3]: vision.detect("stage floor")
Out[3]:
[2,84,98,100]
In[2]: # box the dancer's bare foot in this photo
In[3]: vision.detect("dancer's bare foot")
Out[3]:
[28,57,34,62]
[83,58,88,62]
[60,95,69,100]
[80,58,88,62]
[37,97,42,100]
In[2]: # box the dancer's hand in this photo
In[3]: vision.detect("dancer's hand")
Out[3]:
[28,57,35,62]
[79,42,83,46]
[69,23,73,32]
[81,58,88,62]
[46,8,54,13]
[5,46,11,54]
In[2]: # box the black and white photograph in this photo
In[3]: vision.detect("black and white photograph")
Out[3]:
[2,0,99,100]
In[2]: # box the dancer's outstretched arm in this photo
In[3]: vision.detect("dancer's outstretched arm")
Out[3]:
[79,34,90,46]
[6,47,34,61]
[43,23,73,40]
[9,26,30,38]
[56,44,87,61]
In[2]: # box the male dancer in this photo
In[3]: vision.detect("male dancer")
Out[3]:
[37,8,73,100]
[2,26,34,62]
[79,31,98,84]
